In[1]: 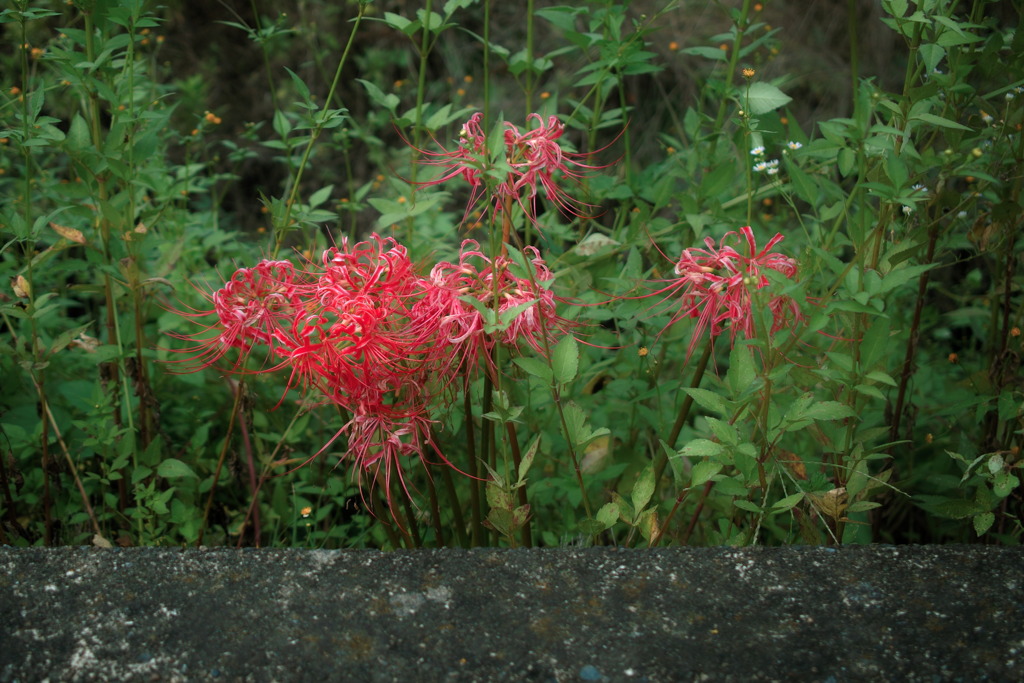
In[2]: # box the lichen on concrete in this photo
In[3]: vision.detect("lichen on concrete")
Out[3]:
[1,545,1022,682]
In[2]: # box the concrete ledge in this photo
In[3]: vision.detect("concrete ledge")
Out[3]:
[1,545,1022,682]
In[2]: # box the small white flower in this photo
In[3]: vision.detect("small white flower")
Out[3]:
[912,183,927,194]
[902,205,913,216]
[753,161,769,172]
[957,210,968,219]
[1006,92,1015,101]
[981,111,993,123]
[786,141,803,150]
[767,158,779,168]
[750,146,765,156]
[766,167,779,175]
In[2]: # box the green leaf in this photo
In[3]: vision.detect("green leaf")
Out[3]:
[680,46,728,61]
[631,465,655,514]
[357,79,399,114]
[911,112,972,131]
[865,371,897,387]
[283,67,312,104]
[993,472,1020,498]
[551,334,579,385]
[846,501,881,513]
[682,388,728,416]
[733,499,762,513]
[308,185,333,208]
[803,401,857,421]
[512,357,553,383]
[157,458,198,479]
[771,492,805,513]
[65,113,92,152]
[855,384,887,401]
[973,512,995,536]
[705,417,738,446]
[596,502,619,530]
[690,460,722,487]
[131,465,153,485]
[577,517,607,536]
[678,439,725,458]
[517,436,540,484]
[744,82,792,115]
[878,263,937,295]
[383,11,413,34]
[726,345,757,398]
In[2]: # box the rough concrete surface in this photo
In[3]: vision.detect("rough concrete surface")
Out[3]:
[0,545,1021,682]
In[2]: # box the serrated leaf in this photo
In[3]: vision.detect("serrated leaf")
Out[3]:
[993,472,1020,498]
[596,502,619,530]
[846,500,881,513]
[803,401,857,421]
[156,458,198,479]
[512,357,553,383]
[551,334,579,385]
[575,233,620,256]
[855,383,887,401]
[382,11,413,33]
[865,370,897,387]
[512,504,530,528]
[131,465,153,484]
[690,460,722,487]
[973,512,994,536]
[744,82,792,115]
[577,517,607,536]
[678,439,724,458]
[682,388,728,416]
[705,417,738,446]
[733,499,762,513]
[631,465,655,514]
[517,436,540,484]
[771,492,805,512]
[726,345,757,398]
[486,508,513,536]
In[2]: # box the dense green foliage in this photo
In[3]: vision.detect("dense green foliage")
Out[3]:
[1,0,1021,548]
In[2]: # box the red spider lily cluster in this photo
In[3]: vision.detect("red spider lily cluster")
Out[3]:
[170,234,572,501]
[416,112,606,222]
[649,226,804,361]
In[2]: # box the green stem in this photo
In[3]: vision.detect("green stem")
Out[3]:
[197,380,243,546]
[504,422,533,547]
[463,385,485,545]
[438,460,470,547]
[709,0,753,158]
[653,339,715,485]
[274,3,366,257]
[425,468,445,547]
[524,0,535,115]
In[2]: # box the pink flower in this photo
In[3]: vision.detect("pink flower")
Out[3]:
[415,112,608,224]
[166,259,303,373]
[503,113,605,219]
[419,240,573,374]
[650,226,803,362]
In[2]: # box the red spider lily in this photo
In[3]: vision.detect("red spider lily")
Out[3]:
[166,259,304,374]
[503,113,606,220]
[413,112,609,225]
[419,240,573,374]
[297,235,443,402]
[649,226,803,362]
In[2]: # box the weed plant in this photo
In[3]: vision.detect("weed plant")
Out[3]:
[1,0,1021,548]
